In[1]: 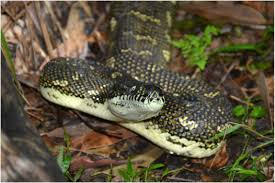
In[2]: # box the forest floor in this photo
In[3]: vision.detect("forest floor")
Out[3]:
[1,1,274,181]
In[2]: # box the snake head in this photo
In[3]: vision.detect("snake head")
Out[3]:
[107,78,165,121]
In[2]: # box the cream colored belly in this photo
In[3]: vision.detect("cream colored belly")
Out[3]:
[40,86,223,158]
[40,87,121,122]
[120,122,224,158]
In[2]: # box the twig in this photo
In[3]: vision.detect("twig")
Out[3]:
[74,111,132,139]
[24,2,41,35]
[44,2,67,42]
[17,75,39,91]
[2,3,17,21]
[24,2,42,70]
[229,95,254,106]
[35,2,54,57]
[255,71,273,129]
[2,8,26,33]
[26,111,44,122]
[79,1,92,17]
[230,122,273,140]
[69,158,128,172]
[166,176,194,182]
[69,135,138,154]
[191,67,200,79]
[216,62,237,89]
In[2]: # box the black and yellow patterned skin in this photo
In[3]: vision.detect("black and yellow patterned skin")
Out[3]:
[107,2,233,140]
[109,2,173,66]
[40,2,234,158]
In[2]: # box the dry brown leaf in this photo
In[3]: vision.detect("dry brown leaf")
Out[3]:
[39,2,97,70]
[53,2,90,58]
[41,121,92,138]
[191,143,229,169]
[242,1,274,23]
[70,156,95,172]
[41,134,56,149]
[102,144,163,177]
[256,72,274,127]
[200,173,214,182]
[71,131,119,151]
[181,2,267,26]
[69,156,126,172]
[203,144,229,169]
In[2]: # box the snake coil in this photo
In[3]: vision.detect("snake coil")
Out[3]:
[40,2,234,158]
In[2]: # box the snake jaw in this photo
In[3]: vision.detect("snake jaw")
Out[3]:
[144,91,165,111]
[107,89,165,122]
[106,78,165,121]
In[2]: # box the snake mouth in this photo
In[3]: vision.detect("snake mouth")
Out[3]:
[107,79,165,121]
[107,90,165,122]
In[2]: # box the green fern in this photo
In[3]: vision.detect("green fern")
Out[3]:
[172,25,220,70]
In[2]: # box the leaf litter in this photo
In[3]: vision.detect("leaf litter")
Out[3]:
[2,1,274,181]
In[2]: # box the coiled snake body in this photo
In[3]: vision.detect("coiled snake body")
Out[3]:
[40,2,233,158]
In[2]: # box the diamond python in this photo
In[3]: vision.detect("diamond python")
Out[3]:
[40,2,234,158]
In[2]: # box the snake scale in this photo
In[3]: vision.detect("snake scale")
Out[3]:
[40,2,234,158]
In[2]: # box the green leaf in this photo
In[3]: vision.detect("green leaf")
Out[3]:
[208,124,241,141]
[195,58,207,70]
[161,167,170,178]
[126,158,135,178]
[57,146,72,174]
[250,61,272,71]
[148,163,165,171]
[233,105,247,117]
[214,43,259,53]
[171,25,220,71]
[252,140,274,152]
[230,167,258,176]
[263,25,274,39]
[250,106,266,119]
[1,31,15,76]
[63,154,72,172]
[142,163,165,181]
[107,164,113,182]
[118,158,138,182]
[73,167,84,182]
[118,169,131,182]
[64,129,71,149]
[57,146,65,173]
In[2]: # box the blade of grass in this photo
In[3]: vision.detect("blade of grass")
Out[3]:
[251,140,274,153]
[208,123,241,141]
[1,31,16,76]
[73,166,84,182]
[238,123,273,140]
[212,43,262,54]
[144,163,165,181]
[1,31,30,105]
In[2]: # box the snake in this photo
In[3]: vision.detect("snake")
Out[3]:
[39,2,234,158]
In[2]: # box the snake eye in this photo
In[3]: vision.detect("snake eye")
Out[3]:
[129,86,136,93]
[150,91,159,98]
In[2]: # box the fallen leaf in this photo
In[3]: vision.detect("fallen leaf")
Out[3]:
[180,2,267,26]
[191,143,229,169]
[242,1,274,23]
[256,72,274,126]
[71,131,119,151]
[201,173,214,182]
[69,156,126,172]
[203,143,229,169]
[102,144,164,177]
[41,134,56,149]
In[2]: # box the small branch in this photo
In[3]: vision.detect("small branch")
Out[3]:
[229,95,254,106]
